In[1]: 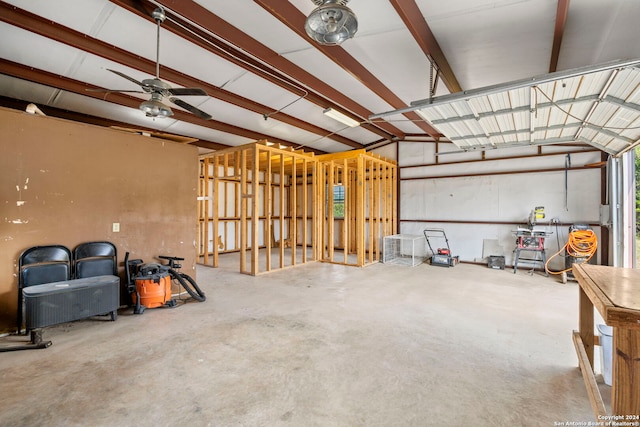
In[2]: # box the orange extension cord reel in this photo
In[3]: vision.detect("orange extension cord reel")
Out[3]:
[545,227,598,280]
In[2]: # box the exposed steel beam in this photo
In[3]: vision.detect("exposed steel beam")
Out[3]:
[403,165,593,181]
[550,0,570,72]
[389,0,462,94]
[0,59,326,152]
[140,0,404,140]
[0,96,232,151]
[0,2,357,150]
[254,0,440,138]
[109,0,368,149]
[400,148,598,168]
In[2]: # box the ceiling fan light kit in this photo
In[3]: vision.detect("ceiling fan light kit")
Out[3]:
[305,0,358,46]
[323,107,360,127]
[140,93,173,118]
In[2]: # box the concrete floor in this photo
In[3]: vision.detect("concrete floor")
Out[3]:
[0,257,609,426]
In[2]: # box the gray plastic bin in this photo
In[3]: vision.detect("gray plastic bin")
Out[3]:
[597,324,613,386]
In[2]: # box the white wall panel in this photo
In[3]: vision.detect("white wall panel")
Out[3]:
[401,169,601,222]
[371,143,398,162]
[399,142,435,166]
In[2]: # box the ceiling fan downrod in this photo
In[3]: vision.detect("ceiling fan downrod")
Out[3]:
[152,7,166,80]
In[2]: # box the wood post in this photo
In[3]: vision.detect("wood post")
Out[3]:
[251,146,260,275]
[240,148,248,274]
[265,151,272,272]
[612,327,640,414]
[291,155,297,267]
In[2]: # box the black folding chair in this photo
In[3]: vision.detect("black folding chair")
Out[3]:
[1,245,72,351]
[74,241,117,278]
[17,245,72,334]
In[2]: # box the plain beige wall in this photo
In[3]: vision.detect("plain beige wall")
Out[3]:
[0,107,199,332]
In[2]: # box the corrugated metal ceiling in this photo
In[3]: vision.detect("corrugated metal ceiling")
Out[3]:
[374,58,640,156]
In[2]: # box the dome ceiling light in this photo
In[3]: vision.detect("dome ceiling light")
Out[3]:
[305,0,358,46]
[139,93,173,118]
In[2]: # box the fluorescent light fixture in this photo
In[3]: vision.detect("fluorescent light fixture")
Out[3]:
[323,107,360,127]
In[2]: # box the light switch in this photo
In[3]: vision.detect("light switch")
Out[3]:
[112,222,120,233]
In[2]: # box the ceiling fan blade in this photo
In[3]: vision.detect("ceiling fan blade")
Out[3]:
[168,87,208,96]
[107,69,145,88]
[85,88,145,94]
[169,97,212,120]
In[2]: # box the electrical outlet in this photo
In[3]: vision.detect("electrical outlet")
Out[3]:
[112,222,120,233]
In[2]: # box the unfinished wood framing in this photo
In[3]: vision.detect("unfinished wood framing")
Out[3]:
[316,150,397,267]
[198,141,316,275]
[198,142,397,273]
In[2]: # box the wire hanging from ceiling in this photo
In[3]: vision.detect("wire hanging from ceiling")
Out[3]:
[150,1,310,118]
[428,57,439,102]
[263,93,309,120]
[294,125,351,150]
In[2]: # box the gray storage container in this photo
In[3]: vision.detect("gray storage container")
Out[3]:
[23,275,119,329]
[488,255,505,270]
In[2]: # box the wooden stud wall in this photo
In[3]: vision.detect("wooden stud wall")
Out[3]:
[316,150,397,267]
[198,142,396,274]
[198,141,316,275]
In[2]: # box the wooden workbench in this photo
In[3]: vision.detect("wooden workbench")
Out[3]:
[572,264,640,419]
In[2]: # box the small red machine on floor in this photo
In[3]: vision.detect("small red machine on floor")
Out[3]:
[424,228,458,267]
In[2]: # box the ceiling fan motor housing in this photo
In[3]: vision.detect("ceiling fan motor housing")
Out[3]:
[141,78,172,95]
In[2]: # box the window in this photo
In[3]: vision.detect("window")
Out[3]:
[333,185,345,218]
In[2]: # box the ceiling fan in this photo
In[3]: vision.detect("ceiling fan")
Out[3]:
[92,7,211,120]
